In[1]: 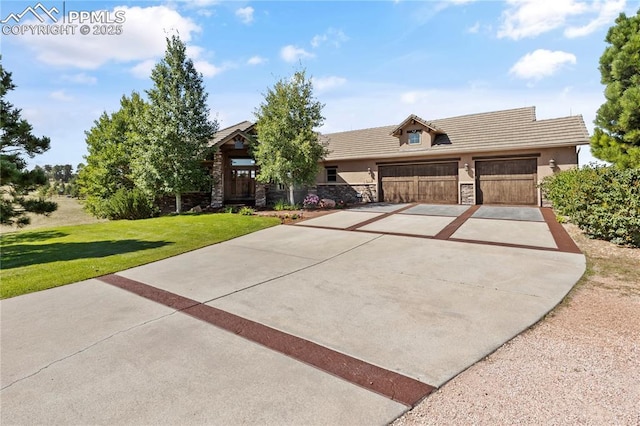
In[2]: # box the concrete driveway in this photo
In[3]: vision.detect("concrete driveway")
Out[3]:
[0,204,585,425]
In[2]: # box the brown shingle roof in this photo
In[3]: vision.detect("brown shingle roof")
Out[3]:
[322,107,590,161]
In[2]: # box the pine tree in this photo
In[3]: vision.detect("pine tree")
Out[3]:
[0,57,56,226]
[591,9,640,168]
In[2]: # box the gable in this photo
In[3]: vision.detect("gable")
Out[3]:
[210,121,256,149]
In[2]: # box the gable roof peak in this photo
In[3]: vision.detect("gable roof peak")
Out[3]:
[391,114,444,137]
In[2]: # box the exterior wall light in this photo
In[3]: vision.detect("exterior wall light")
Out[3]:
[464,163,469,172]
[549,158,556,169]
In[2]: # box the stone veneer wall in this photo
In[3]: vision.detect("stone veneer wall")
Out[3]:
[265,186,308,205]
[255,183,266,207]
[210,152,223,207]
[316,184,377,204]
[158,192,211,213]
[460,183,474,205]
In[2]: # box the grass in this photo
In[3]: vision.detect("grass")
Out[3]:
[0,213,280,299]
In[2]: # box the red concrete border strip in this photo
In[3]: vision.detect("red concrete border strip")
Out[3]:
[540,207,582,254]
[97,274,435,407]
[433,205,480,240]
[99,274,200,310]
[447,237,561,252]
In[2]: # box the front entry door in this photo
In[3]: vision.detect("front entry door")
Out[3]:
[227,158,257,201]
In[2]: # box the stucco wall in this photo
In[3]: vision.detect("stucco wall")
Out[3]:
[397,124,434,149]
[316,145,581,206]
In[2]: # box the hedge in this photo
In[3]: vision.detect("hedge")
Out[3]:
[540,165,640,247]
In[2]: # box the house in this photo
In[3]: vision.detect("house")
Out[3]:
[208,106,590,207]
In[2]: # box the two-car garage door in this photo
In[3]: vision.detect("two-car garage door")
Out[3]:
[379,162,458,204]
[379,158,538,205]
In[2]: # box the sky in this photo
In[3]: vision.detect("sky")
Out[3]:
[2,0,639,170]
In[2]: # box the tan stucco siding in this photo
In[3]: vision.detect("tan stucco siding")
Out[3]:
[397,124,434,149]
[317,146,580,205]
[316,159,378,185]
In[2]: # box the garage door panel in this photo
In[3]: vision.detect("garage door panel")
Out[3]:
[382,179,415,203]
[418,180,458,204]
[380,162,458,204]
[476,159,537,205]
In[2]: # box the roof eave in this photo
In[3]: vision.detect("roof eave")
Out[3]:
[323,140,589,162]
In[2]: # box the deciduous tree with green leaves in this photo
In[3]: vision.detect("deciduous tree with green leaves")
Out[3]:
[0,57,57,226]
[591,9,640,168]
[133,35,218,213]
[253,69,327,204]
[77,92,148,217]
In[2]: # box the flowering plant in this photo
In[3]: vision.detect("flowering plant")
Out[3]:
[302,193,320,208]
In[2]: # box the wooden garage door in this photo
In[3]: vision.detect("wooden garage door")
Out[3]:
[380,162,458,203]
[476,159,537,205]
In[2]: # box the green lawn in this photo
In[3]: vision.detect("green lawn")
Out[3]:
[0,214,280,299]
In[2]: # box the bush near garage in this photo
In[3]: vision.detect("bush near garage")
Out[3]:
[540,165,640,247]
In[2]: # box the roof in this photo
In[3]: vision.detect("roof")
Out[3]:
[322,107,590,161]
[210,121,254,147]
[390,114,444,136]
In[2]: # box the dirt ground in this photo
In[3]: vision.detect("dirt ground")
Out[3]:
[393,224,640,425]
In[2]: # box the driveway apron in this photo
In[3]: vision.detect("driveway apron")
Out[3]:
[1,204,585,425]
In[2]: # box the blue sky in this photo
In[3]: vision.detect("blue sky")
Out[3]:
[2,0,638,169]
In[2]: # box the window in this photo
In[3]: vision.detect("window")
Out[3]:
[326,167,337,182]
[408,131,421,145]
[231,158,256,166]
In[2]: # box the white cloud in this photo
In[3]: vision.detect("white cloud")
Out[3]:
[247,55,266,65]
[280,45,314,62]
[498,0,588,39]
[509,49,577,80]
[61,73,96,85]
[50,90,73,102]
[16,5,201,69]
[194,60,227,78]
[185,45,205,59]
[400,90,438,105]
[564,0,626,37]
[467,21,480,33]
[130,39,227,79]
[310,28,348,48]
[235,6,254,24]
[312,76,347,92]
[130,59,157,79]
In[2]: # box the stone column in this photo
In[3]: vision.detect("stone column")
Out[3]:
[210,151,224,207]
[460,183,474,205]
[255,183,266,207]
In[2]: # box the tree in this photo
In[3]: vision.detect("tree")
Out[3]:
[77,92,147,216]
[132,35,218,213]
[0,57,56,226]
[591,9,640,168]
[253,69,327,204]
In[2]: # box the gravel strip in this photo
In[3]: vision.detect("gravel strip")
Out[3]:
[393,225,640,425]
